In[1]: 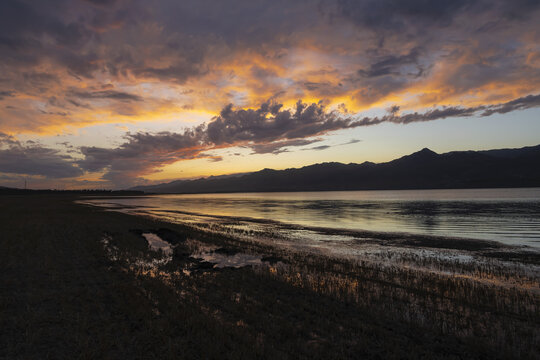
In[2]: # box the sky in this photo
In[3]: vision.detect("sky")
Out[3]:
[0,0,539,189]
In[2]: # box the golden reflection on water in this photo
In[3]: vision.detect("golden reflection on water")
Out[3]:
[80,188,540,247]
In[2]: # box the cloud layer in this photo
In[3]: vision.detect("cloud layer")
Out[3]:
[75,94,540,184]
[0,0,538,133]
[0,0,539,187]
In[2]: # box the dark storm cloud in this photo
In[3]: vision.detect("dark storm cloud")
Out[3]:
[0,133,82,178]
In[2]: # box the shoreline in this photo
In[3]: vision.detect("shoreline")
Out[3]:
[2,195,539,359]
[79,198,540,266]
[76,188,540,250]
[87,200,540,291]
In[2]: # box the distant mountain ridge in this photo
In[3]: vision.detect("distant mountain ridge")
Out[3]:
[131,144,540,193]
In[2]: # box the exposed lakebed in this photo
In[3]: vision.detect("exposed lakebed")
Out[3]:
[87,195,539,358]
[82,190,540,295]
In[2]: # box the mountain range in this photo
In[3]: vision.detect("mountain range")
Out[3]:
[131,144,540,194]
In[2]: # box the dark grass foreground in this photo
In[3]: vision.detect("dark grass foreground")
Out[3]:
[1,195,538,359]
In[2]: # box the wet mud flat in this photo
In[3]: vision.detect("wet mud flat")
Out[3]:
[2,195,539,359]
[105,204,540,268]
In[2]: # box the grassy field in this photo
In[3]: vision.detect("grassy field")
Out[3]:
[1,195,538,359]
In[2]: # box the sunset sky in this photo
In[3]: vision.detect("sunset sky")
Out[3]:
[1,0,539,189]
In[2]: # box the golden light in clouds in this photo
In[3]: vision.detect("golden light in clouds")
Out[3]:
[0,0,539,188]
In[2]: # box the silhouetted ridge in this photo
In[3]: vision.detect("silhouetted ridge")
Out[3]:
[417,147,437,156]
[130,144,540,193]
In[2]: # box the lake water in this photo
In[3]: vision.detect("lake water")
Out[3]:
[81,188,540,248]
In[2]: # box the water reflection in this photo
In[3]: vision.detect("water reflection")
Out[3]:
[80,188,540,247]
[142,233,173,256]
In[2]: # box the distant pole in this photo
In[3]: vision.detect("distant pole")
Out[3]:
[24,178,27,190]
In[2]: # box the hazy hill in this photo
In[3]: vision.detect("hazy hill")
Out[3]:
[131,144,540,194]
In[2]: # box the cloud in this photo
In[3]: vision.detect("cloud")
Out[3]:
[1,0,539,186]
[301,138,361,152]
[69,90,143,102]
[307,145,331,151]
[329,0,540,108]
[78,127,208,185]
[82,0,118,6]
[77,100,354,183]
[207,100,353,145]
[358,48,422,78]
[133,64,205,84]
[0,0,539,134]
[0,91,15,100]
[0,133,83,178]
[335,0,474,33]
[0,132,17,145]
[334,0,539,36]
[387,94,540,124]
[250,139,321,154]
[76,93,540,186]
[481,94,540,116]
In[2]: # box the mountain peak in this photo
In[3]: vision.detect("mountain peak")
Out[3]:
[408,147,439,158]
[418,147,437,155]
[394,147,438,163]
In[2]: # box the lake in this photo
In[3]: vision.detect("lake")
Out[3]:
[80,188,540,248]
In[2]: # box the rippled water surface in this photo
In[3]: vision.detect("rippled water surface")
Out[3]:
[82,188,540,247]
